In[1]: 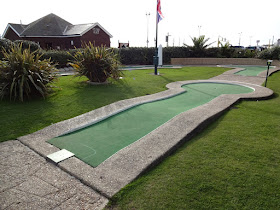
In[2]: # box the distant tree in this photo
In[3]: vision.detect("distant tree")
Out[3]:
[220,41,235,58]
[184,35,214,57]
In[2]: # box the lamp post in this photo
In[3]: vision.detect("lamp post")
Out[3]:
[198,25,202,37]
[256,40,260,50]
[264,60,273,87]
[238,32,242,46]
[166,32,171,47]
[146,12,150,48]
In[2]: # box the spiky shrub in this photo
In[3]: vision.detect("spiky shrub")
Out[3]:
[0,44,57,101]
[70,43,122,83]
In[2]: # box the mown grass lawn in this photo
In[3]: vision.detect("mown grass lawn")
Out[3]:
[0,66,228,142]
[106,71,280,209]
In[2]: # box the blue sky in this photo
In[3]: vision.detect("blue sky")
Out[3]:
[1,0,280,48]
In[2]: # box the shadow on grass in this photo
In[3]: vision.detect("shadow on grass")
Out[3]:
[159,75,175,84]
[0,97,58,141]
[70,79,139,110]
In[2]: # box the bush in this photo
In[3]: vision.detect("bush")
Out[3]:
[204,47,221,58]
[69,43,122,82]
[0,38,14,59]
[41,50,74,68]
[14,40,40,52]
[0,44,57,101]
[118,47,193,65]
[244,49,257,58]
[257,47,280,60]
[163,47,192,63]
[118,47,154,65]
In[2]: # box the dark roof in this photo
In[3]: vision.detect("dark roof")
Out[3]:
[9,23,27,35]
[21,13,72,36]
[3,13,113,38]
[64,24,94,35]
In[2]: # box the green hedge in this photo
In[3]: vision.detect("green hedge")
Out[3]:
[14,40,40,52]
[118,47,192,65]
[41,50,75,68]
[257,47,280,60]
[0,39,13,59]
[3,38,273,67]
[117,47,259,65]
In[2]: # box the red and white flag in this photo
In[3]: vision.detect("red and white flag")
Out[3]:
[157,0,164,22]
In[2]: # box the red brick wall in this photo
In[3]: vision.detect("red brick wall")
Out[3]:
[171,58,280,66]
[3,28,20,41]
[19,36,81,50]
[80,26,110,47]
[4,25,111,49]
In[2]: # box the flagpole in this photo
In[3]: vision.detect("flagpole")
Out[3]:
[154,0,158,75]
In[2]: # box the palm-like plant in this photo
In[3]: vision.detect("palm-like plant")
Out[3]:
[0,44,57,101]
[218,41,235,58]
[184,35,214,57]
[70,42,122,83]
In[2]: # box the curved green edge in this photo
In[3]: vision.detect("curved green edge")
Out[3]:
[48,82,253,167]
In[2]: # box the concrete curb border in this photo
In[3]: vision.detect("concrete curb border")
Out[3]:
[18,67,277,199]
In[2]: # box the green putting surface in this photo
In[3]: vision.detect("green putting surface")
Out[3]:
[233,66,268,76]
[48,82,254,167]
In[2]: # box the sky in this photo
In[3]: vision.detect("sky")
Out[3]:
[1,0,280,48]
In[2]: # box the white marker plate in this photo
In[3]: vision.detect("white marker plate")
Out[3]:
[47,149,74,163]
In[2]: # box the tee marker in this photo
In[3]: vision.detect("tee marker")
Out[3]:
[47,149,74,163]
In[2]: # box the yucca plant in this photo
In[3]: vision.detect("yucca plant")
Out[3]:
[69,42,122,83]
[0,43,57,101]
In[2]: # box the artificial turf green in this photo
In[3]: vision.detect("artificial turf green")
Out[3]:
[233,65,268,76]
[0,67,229,142]
[48,83,253,167]
[106,71,280,209]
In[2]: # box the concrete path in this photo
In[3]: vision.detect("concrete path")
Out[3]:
[0,140,108,209]
[1,66,279,209]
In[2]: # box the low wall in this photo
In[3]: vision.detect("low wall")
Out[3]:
[171,58,280,66]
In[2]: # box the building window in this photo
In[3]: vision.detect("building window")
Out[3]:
[93,28,100,35]
[71,40,74,45]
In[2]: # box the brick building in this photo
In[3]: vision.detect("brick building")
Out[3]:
[2,13,112,49]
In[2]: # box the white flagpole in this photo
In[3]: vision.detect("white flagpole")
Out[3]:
[154,0,159,75]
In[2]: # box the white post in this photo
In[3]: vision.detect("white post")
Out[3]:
[158,44,163,66]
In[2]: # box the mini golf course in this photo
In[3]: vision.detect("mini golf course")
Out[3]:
[48,82,254,167]
[233,65,269,76]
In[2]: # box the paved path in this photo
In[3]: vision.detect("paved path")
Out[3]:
[0,140,108,209]
[1,66,279,209]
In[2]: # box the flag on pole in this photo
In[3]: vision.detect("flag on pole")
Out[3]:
[157,0,164,23]
[154,0,163,75]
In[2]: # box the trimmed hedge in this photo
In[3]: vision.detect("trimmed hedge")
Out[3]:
[257,47,280,60]
[117,47,259,65]
[3,38,272,67]
[41,50,75,68]
[118,47,193,65]
[14,40,40,52]
[118,47,154,65]
[0,39,14,59]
